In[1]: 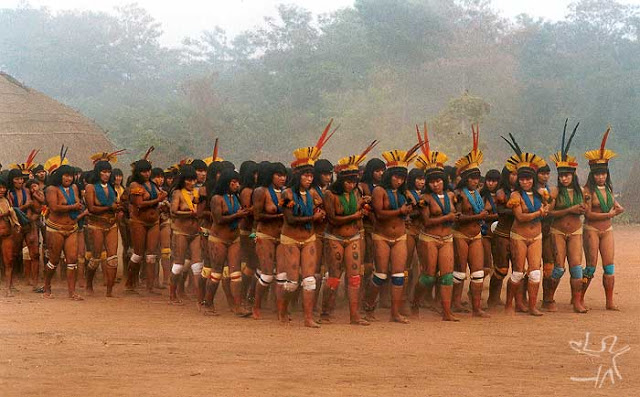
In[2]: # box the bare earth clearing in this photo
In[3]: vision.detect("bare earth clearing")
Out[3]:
[1,226,639,397]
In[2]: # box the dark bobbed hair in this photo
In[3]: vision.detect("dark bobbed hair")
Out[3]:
[587,168,613,193]
[556,170,583,207]
[407,168,425,192]
[361,158,385,185]
[239,161,259,190]
[329,173,359,195]
[259,162,287,188]
[380,167,407,191]
[214,169,241,196]
[131,160,152,184]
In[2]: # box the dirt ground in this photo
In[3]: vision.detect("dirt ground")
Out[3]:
[1,226,638,397]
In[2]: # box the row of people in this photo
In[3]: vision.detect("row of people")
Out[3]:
[0,120,623,327]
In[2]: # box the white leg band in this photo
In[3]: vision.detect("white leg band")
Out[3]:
[191,262,204,275]
[511,271,524,282]
[373,272,388,280]
[171,264,184,275]
[46,261,56,270]
[66,263,77,270]
[283,280,299,292]
[453,271,467,284]
[302,276,316,291]
[275,272,288,283]
[258,273,273,286]
[470,270,485,283]
[130,253,143,264]
[528,269,541,283]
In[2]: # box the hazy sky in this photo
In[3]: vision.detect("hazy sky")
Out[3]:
[2,0,638,46]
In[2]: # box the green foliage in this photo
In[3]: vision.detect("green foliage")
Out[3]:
[1,0,639,181]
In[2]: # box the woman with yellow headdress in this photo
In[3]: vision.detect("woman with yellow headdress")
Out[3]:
[410,124,460,321]
[452,124,490,318]
[582,127,624,311]
[502,134,550,316]
[320,141,378,326]
[0,174,21,296]
[544,120,588,313]
[84,149,125,297]
[43,148,84,300]
[276,122,332,327]
[126,147,168,295]
[362,140,421,324]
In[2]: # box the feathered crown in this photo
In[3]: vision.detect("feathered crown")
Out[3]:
[44,145,69,174]
[584,126,616,170]
[502,134,546,175]
[90,149,126,165]
[414,122,448,174]
[130,146,155,171]
[381,139,422,171]
[550,119,579,171]
[455,123,484,176]
[10,149,40,175]
[165,164,180,174]
[334,140,379,175]
[291,119,338,169]
[203,138,223,166]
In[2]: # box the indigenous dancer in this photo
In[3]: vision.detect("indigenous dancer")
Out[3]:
[152,167,170,288]
[404,167,426,306]
[251,162,287,319]
[452,124,489,317]
[480,169,500,280]
[321,141,378,325]
[208,169,252,316]
[545,120,587,313]
[502,134,549,315]
[127,147,167,294]
[84,150,125,296]
[169,165,202,304]
[111,168,129,279]
[363,142,421,324]
[411,124,459,321]
[238,160,259,302]
[312,158,334,311]
[582,127,624,310]
[0,175,20,296]
[358,157,385,296]
[277,124,333,327]
[25,178,45,289]
[8,150,40,287]
[43,149,83,300]
[486,167,517,307]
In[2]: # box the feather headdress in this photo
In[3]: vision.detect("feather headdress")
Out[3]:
[44,145,69,174]
[291,119,338,169]
[10,149,40,176]
[455,123,484,176]
[502,134,546,176]
[203,138,224,166]
[334,140,379,175]
[550,119,579,172]
[90,149,126,165]
[414,122,448,177]
[584,126,616,171]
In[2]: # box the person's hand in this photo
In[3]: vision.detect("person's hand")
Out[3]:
[313,210,325,221]
[237,208,252,218]
[478,210,489,219]
[73,202,83,210]
[158,190,168,201]
[400,204,412,215]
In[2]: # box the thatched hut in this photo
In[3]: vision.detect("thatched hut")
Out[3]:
[0,72,114,170]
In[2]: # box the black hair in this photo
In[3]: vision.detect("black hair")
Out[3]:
[556,170,583,207]
[587,168,613,194]
[220,161,236,171]
[7,169,25,190]
[173,165,198,191]
[110,168,124,186]
[25,179,39,190]
[312,159,334,188]
[0,174,7,188]
[259,162,287,188]
[191,159,207,171]
[424,174,445,194]
[361,158,385,185]
[329,173,359,195]
[289,166,314,192]
[380,167,407,191]
[239,161,259,191]
[498,166,516,193]
[515,173,542,201]
[537,164,551,173]
[131,160,152,184]
[480,170,500,201]
[48,165,75,187]
[407,168,425,192]
[89,161,113,185]
[455,169,481,190]
[151,167,164,179]
[214,169,241,196]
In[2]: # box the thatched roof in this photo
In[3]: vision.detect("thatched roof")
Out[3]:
[0,72,114,170]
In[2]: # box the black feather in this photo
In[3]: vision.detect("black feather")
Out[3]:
[564,122,579,160]
[561,118,568,159]
[501,135,519,154]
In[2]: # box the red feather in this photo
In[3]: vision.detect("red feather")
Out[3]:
[356,140,379,164]
[600,127,611,157]
[213,138,219,160]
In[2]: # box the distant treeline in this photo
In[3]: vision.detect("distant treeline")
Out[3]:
[1,0,638,185]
